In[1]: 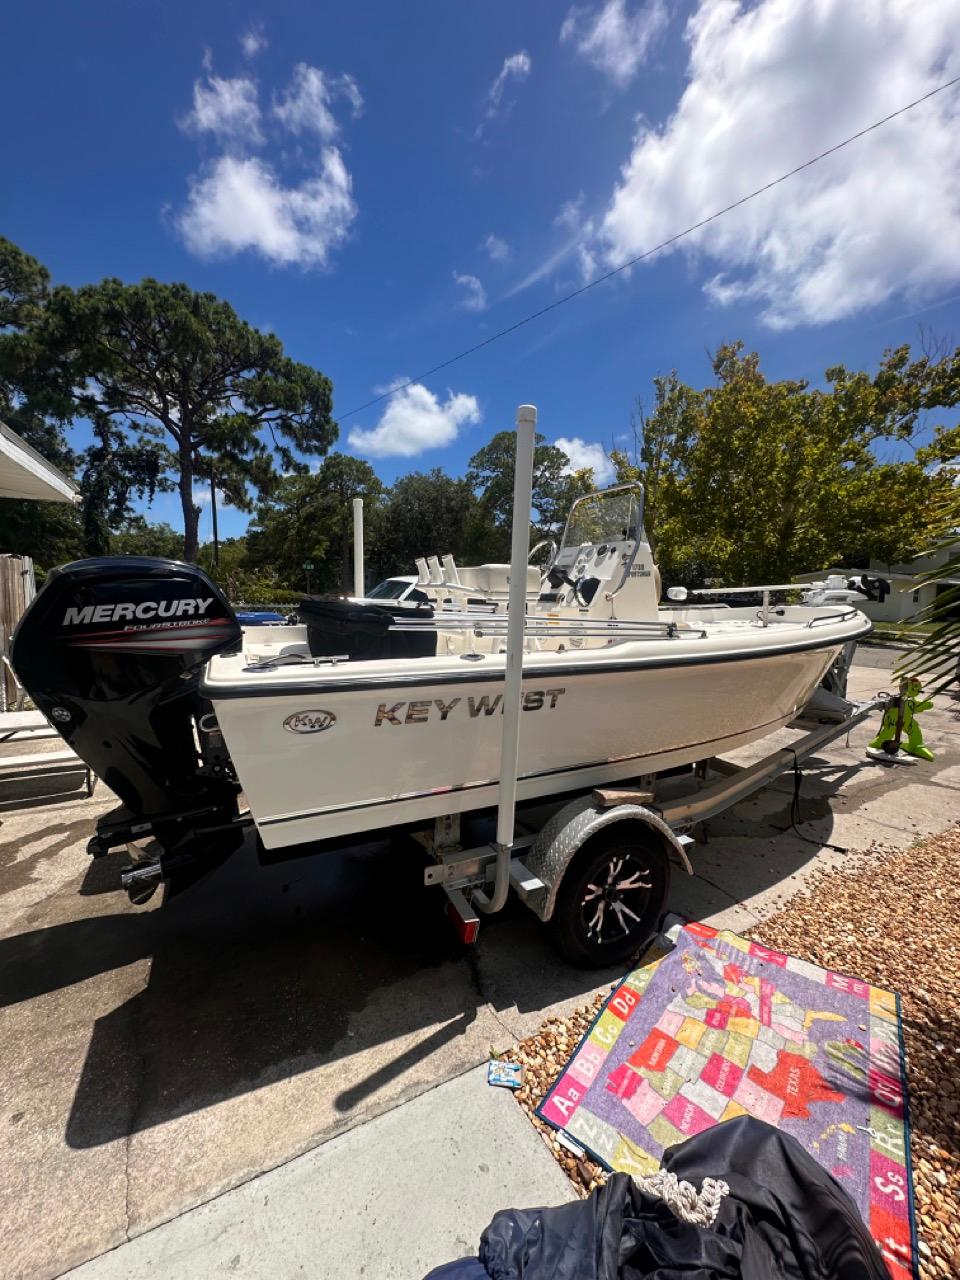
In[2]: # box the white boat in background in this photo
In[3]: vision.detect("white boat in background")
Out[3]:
[362,574,430,606]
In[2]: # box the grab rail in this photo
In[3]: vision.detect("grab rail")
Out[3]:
[752,604,860,630]
[803,606,860,628]
[387,615,708,641]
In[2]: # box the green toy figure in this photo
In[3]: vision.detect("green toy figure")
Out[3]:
[867,676,934,763]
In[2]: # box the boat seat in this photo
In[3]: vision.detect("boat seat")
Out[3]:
[297,596,437,660]
[450,563,540,595]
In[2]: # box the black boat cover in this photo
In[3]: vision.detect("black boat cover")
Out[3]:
[424,1117,892,1280]
[297,595,437,660]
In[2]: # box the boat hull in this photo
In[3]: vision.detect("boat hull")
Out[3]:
[211,641,843,849]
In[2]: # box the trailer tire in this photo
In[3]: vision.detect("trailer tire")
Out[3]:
[550,827,669,968]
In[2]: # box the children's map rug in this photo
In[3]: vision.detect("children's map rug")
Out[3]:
[538,922,916,1280]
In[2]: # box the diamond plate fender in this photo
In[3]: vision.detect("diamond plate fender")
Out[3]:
[521,796,692,923]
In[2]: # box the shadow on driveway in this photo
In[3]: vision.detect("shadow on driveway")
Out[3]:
[0,819,635,1153]
[6,731,951,1155]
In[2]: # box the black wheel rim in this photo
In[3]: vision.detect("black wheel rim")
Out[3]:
[579,851,653,947]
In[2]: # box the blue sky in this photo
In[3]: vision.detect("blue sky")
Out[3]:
[2,0,959,543]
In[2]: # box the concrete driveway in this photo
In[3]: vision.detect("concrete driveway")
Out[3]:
[1,653,957,1279]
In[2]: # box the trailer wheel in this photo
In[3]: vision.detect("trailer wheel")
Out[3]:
[550,828,670,968]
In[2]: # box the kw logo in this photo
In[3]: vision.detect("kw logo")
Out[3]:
[283,710,337,734]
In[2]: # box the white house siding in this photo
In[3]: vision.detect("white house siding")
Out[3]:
[792,540,960,626]
[865,582,933,624]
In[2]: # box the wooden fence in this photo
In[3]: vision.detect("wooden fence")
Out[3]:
[0,554,35,711]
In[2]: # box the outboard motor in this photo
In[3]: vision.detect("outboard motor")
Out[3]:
[12,557,245,900]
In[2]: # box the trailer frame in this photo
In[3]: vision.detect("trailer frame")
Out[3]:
[418,695,881,965]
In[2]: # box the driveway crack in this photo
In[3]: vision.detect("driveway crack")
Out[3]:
[463,941,517,1045]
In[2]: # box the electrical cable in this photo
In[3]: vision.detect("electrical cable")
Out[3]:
[777,749,848,854]
[339,75,960,424]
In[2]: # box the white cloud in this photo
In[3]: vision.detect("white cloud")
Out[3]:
[453,271,487,312]
[555,194,586,229]
[272,63,363,141]
[175,59,361,269]
[489,51,531,110]
[505,235,581,298]
[371,375,410,398]
[577,242,598,281]
[338,75,364,117]
[182,73,262,145]
[482,232,510,262]
[561,0,668,86]
[594,0,960,329]
[505,195,592,299]
[177,151,357,267]
[555,436,615,485]
[476,51,532,136]
[240,25,267,59]
[348,383,481,458]
[193,485,228,507]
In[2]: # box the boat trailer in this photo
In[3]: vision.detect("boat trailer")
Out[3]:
[416,695,881,966]
[397,404,881,964]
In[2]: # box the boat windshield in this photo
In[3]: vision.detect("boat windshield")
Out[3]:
[560,485,644,553]
[367,578,411,600]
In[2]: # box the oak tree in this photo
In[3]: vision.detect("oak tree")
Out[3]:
[247,453,383,592]
[618,342,959,587]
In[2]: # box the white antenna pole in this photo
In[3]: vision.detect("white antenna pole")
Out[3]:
[352,498,364,598]
[476,403,536,913]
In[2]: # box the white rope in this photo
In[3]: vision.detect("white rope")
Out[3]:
[633,1171,730,1227]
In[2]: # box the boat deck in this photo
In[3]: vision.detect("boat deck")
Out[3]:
[218,604,870,689]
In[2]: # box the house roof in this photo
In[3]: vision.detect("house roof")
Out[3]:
[0,420,79,504]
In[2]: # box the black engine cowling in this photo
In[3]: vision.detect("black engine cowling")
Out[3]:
[12,556,242,820]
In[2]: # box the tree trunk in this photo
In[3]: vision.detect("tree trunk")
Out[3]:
[179,444,200,562]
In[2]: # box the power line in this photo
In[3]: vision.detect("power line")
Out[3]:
[339,75,960,424]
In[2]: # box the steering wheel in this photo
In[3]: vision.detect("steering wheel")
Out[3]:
[528,539,557,567]
[549,567,590,607]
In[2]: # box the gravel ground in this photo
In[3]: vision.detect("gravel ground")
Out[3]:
[512,825,960,1280]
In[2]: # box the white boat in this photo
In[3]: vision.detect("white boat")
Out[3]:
[208,484,867,848]
[10,412,871,960]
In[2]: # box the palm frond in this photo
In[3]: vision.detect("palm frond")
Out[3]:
[895,490,960,695]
